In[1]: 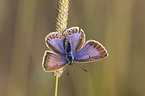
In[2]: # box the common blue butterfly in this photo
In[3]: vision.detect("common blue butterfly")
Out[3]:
[42,27,108,72]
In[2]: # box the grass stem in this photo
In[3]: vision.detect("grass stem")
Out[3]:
[54,0,69,96]
[55,72,59,96]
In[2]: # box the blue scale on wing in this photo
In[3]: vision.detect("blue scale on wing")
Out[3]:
[74,40,108,63]
[45,32,65,55]
[49,37,64,54]
[74,42,101,60]
[63,27,85,55]
[71,32,81,54]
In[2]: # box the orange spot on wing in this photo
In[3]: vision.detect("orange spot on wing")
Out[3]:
[75,29,77,33]
[68,31,71,35]
[52,35,55,38]
[72,30,74,33]
[94,43,98,47]
[47,56,50,59]
[89,42,94,46]
[56,35,58,38]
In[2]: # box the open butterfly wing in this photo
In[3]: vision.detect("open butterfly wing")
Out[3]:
[45,32,65,55]
[42,51,68,72]
[74,40,108,63]
[63,27,85,55]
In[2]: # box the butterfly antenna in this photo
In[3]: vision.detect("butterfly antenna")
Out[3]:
[66,66,71,76]
[74,64,87,72]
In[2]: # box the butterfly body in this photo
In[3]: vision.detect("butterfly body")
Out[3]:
[64,38,74,66]
[42,27,108,72]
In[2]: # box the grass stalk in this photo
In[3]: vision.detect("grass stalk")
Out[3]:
[55,72,59,96]
[54,0,69,96]
[56,0,69,33]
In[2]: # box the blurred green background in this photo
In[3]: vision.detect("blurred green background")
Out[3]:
[0,0,145,96]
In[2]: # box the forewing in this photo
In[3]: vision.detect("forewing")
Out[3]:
[63,27,85,55]
[45,32,65,55]
[42,51,68,72]
[74,40,108,63]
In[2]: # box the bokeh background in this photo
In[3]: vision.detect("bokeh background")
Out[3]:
[0,0,145,96]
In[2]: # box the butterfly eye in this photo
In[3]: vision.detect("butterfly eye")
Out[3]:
[68,31,71,35]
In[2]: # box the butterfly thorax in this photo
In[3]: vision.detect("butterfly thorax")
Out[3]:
[64,38,74,66]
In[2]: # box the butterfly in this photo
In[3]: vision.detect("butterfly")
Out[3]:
[42,27,108,72]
